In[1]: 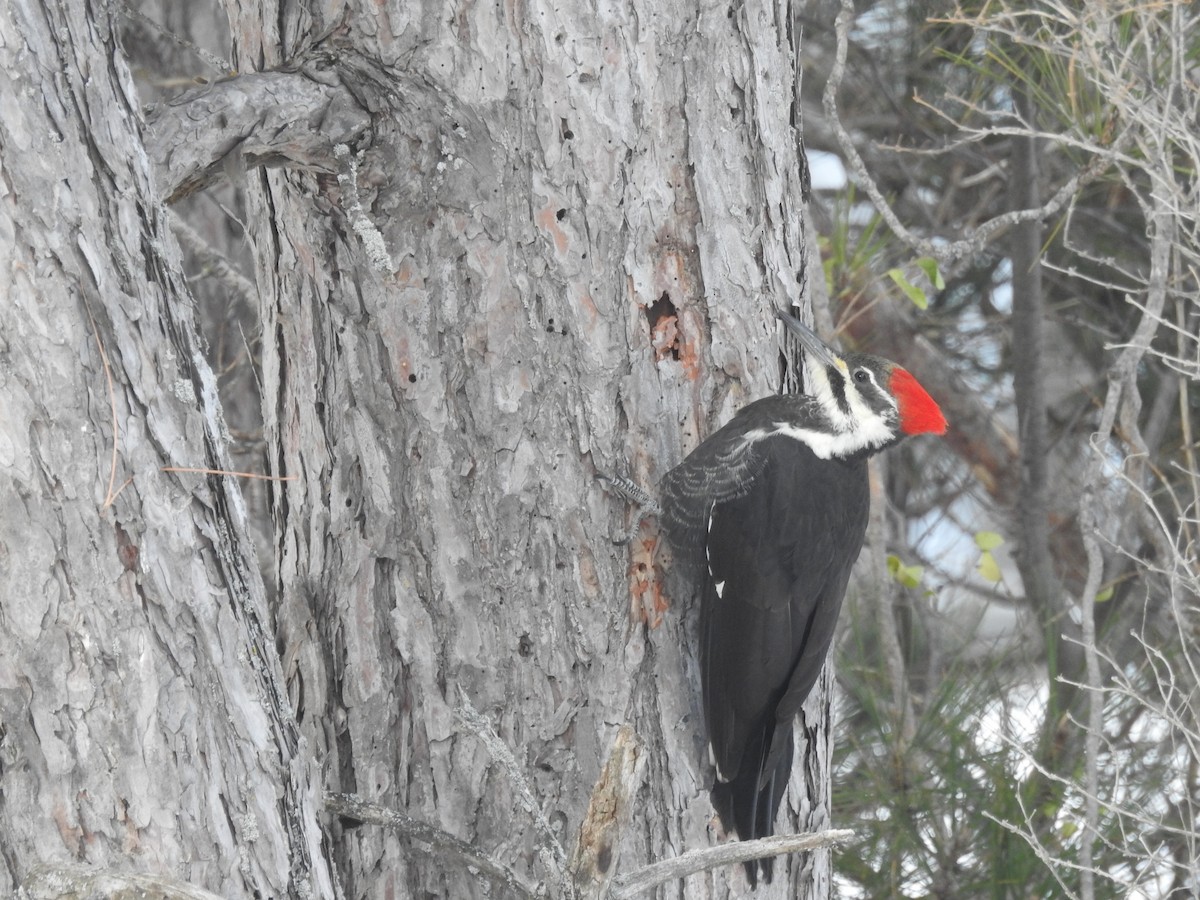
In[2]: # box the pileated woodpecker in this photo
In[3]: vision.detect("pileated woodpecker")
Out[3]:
[658,310,946,886]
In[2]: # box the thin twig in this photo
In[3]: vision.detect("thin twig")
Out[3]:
[822,0,1109,267]
[1075,190,1175,899]
[324,792,541,900]
[454,688,571,894]
[118,2,231,74]
[169,210,258,306]
[161,466,297,482]
[609,829,855,899]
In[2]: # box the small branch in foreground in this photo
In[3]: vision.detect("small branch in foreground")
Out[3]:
[455,688,571,893]
[609,829,855,899]
[161,465,297,481]
[21,863,227,900]
[325,792,541,900]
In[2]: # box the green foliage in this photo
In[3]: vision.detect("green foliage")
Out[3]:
[821,185,891,302]
[870,632,1200,895]
[887,553,926,590]
[931,11,1113,151]
[915,257,945,291]
[834,651,1058,898]
[974,530,1004,583]
[821,2,1200,897]
[887,268,929,310]
[823,190,947,314]
[887,258,943,310]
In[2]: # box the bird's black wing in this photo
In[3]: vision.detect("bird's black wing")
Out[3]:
[699,436,868,884]
[658,395,804,545]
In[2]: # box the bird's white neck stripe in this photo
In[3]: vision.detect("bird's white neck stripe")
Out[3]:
[742,419,893,459]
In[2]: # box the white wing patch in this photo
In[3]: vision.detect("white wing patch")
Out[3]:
[705,503,716,573]
[709,743,730,782]
[714,580,726,598]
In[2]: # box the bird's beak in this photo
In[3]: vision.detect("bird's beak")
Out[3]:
[776,310,846,373]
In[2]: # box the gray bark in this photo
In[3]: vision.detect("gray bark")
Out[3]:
[217,0,826,896]
[0,0,829,897]
[0,1,333,897]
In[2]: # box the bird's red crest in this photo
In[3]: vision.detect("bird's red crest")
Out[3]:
[889,367,947,436]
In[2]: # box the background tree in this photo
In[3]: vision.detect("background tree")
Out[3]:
[798,0,1200,896]
[0,0,846,898]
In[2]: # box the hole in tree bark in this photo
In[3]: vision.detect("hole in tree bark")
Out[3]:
[645,292,681,362]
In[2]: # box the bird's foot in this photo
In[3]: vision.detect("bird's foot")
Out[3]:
[596,472,662,544]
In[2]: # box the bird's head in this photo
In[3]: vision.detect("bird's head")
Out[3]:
[777,310,947,456]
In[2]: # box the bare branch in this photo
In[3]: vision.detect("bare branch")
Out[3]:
[324,793,541,900]
[1076,190,1177,898]
[169,210,258,304]
[455,688,572,894]
[144,69,371,203]
[609,829,855,899]
[823,0,1111,267]
[20,864,228,900]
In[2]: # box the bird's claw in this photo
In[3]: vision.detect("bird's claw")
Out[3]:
[597,471,662,543]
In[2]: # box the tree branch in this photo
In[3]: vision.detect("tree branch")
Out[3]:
[144,68,371,203]
[324,792,541,900]
[1075,192,1176,900]
[455,688,571,894]
[609,829,855,898]
[822,0,1109,267]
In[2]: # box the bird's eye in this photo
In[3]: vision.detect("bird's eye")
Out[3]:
[854,369,870,384]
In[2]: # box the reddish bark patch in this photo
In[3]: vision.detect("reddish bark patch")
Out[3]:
[629,535,668,628]
[536,202,570,256]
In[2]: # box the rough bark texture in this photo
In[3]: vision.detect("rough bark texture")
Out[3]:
[216,0,826,898]
[0,1,333,897]
[0,0,829,897]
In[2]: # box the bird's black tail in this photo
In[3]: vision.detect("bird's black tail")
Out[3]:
[711,726,794,888]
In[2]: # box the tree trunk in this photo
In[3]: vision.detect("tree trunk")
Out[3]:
[223,0,829,896]
[0,0,830,897]
[0,2,333,897]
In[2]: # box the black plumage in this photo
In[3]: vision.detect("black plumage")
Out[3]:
[660,397,869,886]
[702,432,867,885]
[657,313,946,887]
